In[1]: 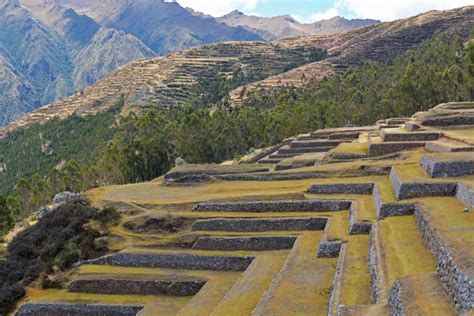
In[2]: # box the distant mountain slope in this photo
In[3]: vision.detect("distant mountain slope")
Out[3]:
[57,0,264,55]
[217,10,379,40]
[2,6,472,138]
[0,0,155,126]
[229,6,474,105]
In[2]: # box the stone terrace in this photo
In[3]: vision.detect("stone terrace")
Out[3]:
[14,102,473,315]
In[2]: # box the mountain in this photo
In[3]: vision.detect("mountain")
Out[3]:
[2,5,470,137]
[56,0,264,55]
[0,0,155,125]
[217,10,380,40]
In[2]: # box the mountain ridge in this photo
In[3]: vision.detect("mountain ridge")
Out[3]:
[217,10,380,40]
[1,5,471,138]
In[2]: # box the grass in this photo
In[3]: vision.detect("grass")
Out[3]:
[331,142,368,155]
[252,232,336,315]
[340,235,371,306]
[379,216,437,288]
[210,252,289,315]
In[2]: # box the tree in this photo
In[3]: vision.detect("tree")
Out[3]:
[0,195,14,236]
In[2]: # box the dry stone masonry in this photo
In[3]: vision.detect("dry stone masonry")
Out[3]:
[14,102,473,315]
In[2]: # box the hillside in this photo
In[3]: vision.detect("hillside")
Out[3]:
[229,6,474,106]
[56,0,264,55]
[0,0,155,126]
[8,101,474,315]
[218,10,379,40]
[1,5,471,136]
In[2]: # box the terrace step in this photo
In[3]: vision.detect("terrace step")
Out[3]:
[82,252,254,271]
[192,217,327,232]
[192,235,297,251]
[389,166,457,200]
[290,140,342,148]
[68,275,206,296]
[368,141,426,157]
[192,200,351,212]
[257,159,281,164]
[308,183,374,195]
[414,198,474,313]
[277,146,335,155]
[380,130,440,142]
[388,273,456,315]
[420,153,474,177]
[16,303,144,316]
[253,232,335,315]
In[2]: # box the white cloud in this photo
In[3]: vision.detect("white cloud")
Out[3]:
[166,0,264,17]
[339,0,474,21]
[293,7,340,23]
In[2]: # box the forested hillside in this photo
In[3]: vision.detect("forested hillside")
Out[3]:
[0,31,472,233]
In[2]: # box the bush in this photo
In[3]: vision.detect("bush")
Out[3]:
[0,197,120,314]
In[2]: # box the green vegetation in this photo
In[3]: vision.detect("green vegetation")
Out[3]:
[0,197,119,314]
[0,32,472,228]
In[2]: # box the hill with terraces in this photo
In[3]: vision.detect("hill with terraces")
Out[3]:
[10,102,474,315]
[1,5,472,137]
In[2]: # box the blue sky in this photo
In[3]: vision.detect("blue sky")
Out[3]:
[170,0,473,22]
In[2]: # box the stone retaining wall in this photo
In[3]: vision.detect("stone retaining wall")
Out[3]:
[243,140,291,164]
[290,141,342,148]
[278,146,335,155]
[368,142,425,157]
[192,236,297,251]
[456,183,474,208]
[274,162,315,171]
[368,224,379,303]
[372,185,416,219]
[414,206,473,313]
[68,278,206,296]
[82,253,254,271]
[192,200,351,213]
[192,217,328,232]
[420,155,474,178]
[330,153,367,160]
[381,130,440,142]
[16,303,144,316]
[388,280,404,316]
[308,183,374,195]
[421,114,474,126]
[389,167,457,199]
[349,202,372,235]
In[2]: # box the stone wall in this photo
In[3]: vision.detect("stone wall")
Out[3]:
[368,142,425,157]
[192,236,297,251]
[372,184,415,219]
[421,114,474,126]
[368,224,379,304]
[82,253,255,271]
[278,146,335,155]
[316,241,342,258]
[456,183,474,208]
[192,217,328,232]
[16,303,144,316]
[389,167,457,199]
[68,278,206,296]
[414,207,473,313]
[381,130,440,142]
[420,155,474,178]
[308,183,374,195]
[349,202,372,235]
[290,141,342,148]
[388,280,405,316]
[192,200,351,213]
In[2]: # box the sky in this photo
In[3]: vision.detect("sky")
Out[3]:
[167,0,473,22]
